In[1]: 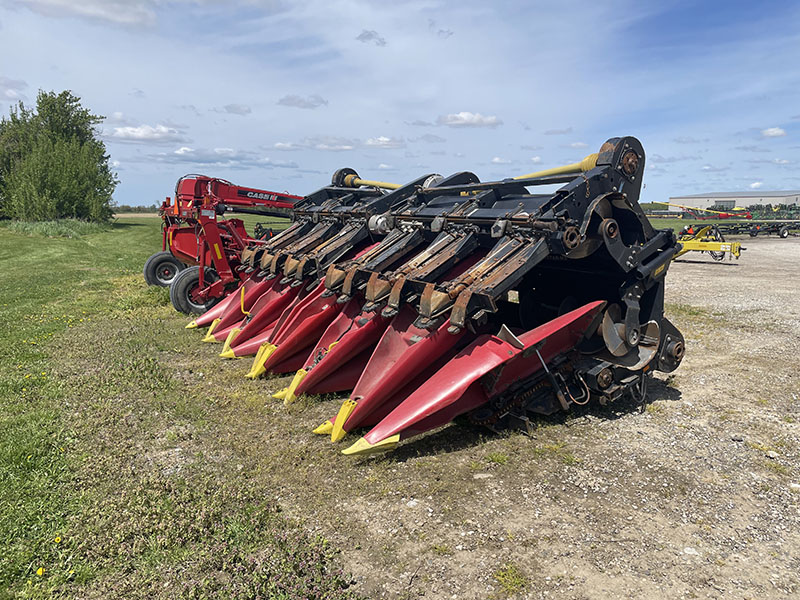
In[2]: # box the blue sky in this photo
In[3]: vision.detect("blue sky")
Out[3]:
[1,0,799,206]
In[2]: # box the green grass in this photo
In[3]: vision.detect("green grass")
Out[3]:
[492,562,528,596]
[0,218,359,599]
[0,218,112,238]
[486,452,509,465]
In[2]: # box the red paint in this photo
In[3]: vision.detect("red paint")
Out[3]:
[363,301,605,445]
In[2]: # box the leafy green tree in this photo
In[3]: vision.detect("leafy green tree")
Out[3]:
[0,90,117,222]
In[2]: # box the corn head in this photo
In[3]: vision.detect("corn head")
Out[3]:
[187,136,685,456]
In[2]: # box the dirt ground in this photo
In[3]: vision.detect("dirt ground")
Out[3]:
[168,234,795,600]
[297,235,799,599]
[68,234,799,599]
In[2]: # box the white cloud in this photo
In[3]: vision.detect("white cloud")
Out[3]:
[410,134,446,143]
[378,163,393,170]
[701,164,728,172]
[0,76,27,100]
[650,153,701,163]
[749,181,763,189]
[13,0,799,208]
[428,19,453,39]
[773,158,791,164]
[569,141,588,149]
[10,0,286,27]
[218,103,252,115]
[149,146,298,169]
[273,142,302,151]
[673,136,704,144]
[530,156,542,164]
[109,123,187,144]
[436,111,502,128]
[272,136,357,152]
[277,94,328,110]
[105,111,133,125]
[761,127,786,138]
[365,136,405,149]
[313,138,355,151]
[491,156,510,164]
[356,29,386,46]
[17,0,157,26]
[543,127,572,135]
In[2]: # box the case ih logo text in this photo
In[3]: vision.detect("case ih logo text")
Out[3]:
[238,190,277,201]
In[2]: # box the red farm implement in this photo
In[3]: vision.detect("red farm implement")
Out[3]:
[142,174,302,314]
[184,136,686,457]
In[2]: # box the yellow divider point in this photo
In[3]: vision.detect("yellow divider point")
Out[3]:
[282,369,308,406]
[313,419,334,435]
[201,318,222,343]
[220,328,240,356]
[245,343,277,379]
[331,398,357,443]
[272,388,287,400]
[341,434,401,456]
[219,348,237,359]
[185,320,198,329]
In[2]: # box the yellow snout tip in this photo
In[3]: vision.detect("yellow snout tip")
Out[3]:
[341,434,401,456]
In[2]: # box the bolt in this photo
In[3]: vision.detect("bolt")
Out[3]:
[597,368,613,389]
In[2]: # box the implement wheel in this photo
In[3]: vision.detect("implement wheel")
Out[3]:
[169,266,221,314]
[143,251,185,287]
[779,225,789,239]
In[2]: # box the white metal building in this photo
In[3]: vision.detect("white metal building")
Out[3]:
[667,191,800,211]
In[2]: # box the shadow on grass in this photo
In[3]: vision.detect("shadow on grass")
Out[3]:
[111,221,148,229]
[369,376,683,462]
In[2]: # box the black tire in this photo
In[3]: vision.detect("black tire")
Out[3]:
[169,266,221,314]
[749,227,759,237]
[779,225,789,239]
[143,251,185,287]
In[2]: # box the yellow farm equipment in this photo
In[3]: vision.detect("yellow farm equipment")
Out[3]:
[675,225,743,261]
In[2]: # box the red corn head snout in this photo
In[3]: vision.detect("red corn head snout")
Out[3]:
[226,277,302,350]
[329,305,467,442]
[257,281,346,373]
[227,322,278,358]
[274,298,392,404]
[342,301,606,456]
[209,275,278,342]
[186,283,242,329]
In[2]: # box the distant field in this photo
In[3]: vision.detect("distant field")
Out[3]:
[648,217,758,233]
[114,212,159,218]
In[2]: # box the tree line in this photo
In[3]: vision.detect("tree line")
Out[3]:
[0,90,117,222]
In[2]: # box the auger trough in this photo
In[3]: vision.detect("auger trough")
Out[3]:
[186,136,686,456]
